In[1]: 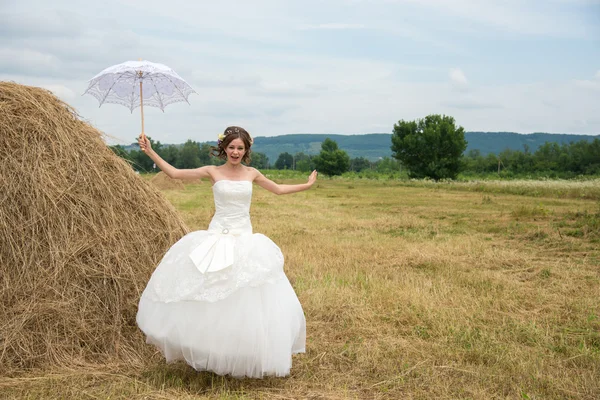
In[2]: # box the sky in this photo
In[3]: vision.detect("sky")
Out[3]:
[1,0,599,146]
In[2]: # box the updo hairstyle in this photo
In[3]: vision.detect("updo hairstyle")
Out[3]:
[211,126,253,164]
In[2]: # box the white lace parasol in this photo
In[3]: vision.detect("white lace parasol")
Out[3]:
[83,60,196,135]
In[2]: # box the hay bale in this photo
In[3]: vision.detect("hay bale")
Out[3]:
[150,171,185,190]
[0,82,189,372]
[182,176,203,185]
[150,171,203,188]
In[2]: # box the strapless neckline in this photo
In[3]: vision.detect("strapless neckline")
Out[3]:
[213,180,252,187]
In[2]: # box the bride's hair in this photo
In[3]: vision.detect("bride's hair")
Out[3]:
[211,126,253,164]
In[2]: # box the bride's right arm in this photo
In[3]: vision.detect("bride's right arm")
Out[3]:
[137,135,213,180]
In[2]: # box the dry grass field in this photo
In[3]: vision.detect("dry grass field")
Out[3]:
[2,178,599,399]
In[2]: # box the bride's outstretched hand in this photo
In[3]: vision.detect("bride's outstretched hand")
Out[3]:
[138,134,152,154]
[308,170,318,186]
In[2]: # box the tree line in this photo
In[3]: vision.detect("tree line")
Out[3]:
[463,140,600,177]
[111,117,599,179]
[391,114,599,179]
[111,137,396,176]
[272,150,400,174]
[110,138,270,172]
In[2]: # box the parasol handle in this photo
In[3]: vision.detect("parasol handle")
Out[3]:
[139,78,146,141]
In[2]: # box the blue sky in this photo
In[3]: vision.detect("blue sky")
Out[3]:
[1,0,599,146]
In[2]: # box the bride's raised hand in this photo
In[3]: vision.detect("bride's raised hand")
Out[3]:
[307,170,318,186]
[138,134,152,154]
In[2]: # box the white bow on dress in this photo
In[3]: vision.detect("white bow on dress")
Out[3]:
[189,229,237,274]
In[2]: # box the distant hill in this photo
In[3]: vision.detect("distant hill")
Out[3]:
[463,132,599,157]
[122,132,598,162]
[250,132,599,162]
[251,134,391,163]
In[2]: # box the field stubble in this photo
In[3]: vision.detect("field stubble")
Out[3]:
[3,178,599,399]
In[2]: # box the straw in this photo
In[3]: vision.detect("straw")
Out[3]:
[0,82,189,373]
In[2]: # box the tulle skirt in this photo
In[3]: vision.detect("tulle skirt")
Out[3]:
[136,230,306,378]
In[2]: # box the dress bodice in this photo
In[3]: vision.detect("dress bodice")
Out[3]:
[144,178,285,299]
[208,180,253,235]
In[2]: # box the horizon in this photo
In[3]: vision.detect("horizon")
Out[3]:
[251,131,600,139]
[116,131,599,148]
[111,130,600,148]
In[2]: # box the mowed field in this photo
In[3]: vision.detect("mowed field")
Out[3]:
[2,178,599,399]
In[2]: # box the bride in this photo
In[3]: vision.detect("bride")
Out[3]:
[135,126,317,378]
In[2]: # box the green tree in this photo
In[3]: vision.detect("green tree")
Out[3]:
[152,140,164,155]
[199,143,212,166]
[391,114,467,180]
[350,157,372,172]
[374,157,401,173]
[177,140,202,169]
[313,138,350,176]
[109,145,131,162]
[294,152,314,172]
[275,152,294,169]
[484,153,500,173]
[160,145,180,166]
[251,152,270,169]
[129,136,157,172]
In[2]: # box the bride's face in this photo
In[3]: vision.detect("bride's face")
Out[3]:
[225,138,246,165]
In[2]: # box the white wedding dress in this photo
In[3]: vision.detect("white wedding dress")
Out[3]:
[136,180,306,378]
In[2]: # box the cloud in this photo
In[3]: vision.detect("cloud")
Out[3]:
[449,68,468,85]
[264,105,301,118]
[449,68,469,92]
[574,80,600,91]
[2,0,599,143]
[0,48,62,75]
[442,100,503,110]
[0,10,147,81]
[573,71,600,91]
[192,105,262,120]
[40,84,77,101]
[0,9,85,38]
[441,86,504,110]
[191,71,261,89]
[399,0,596,38]
[298,23,366,30]
[248,81,326,98]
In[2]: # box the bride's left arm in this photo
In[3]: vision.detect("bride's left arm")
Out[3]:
[253,169,318,195]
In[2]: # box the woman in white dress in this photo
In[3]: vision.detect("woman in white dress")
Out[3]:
[135,127,317,378]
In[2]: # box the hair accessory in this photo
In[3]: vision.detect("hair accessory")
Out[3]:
[216,128,253,146]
